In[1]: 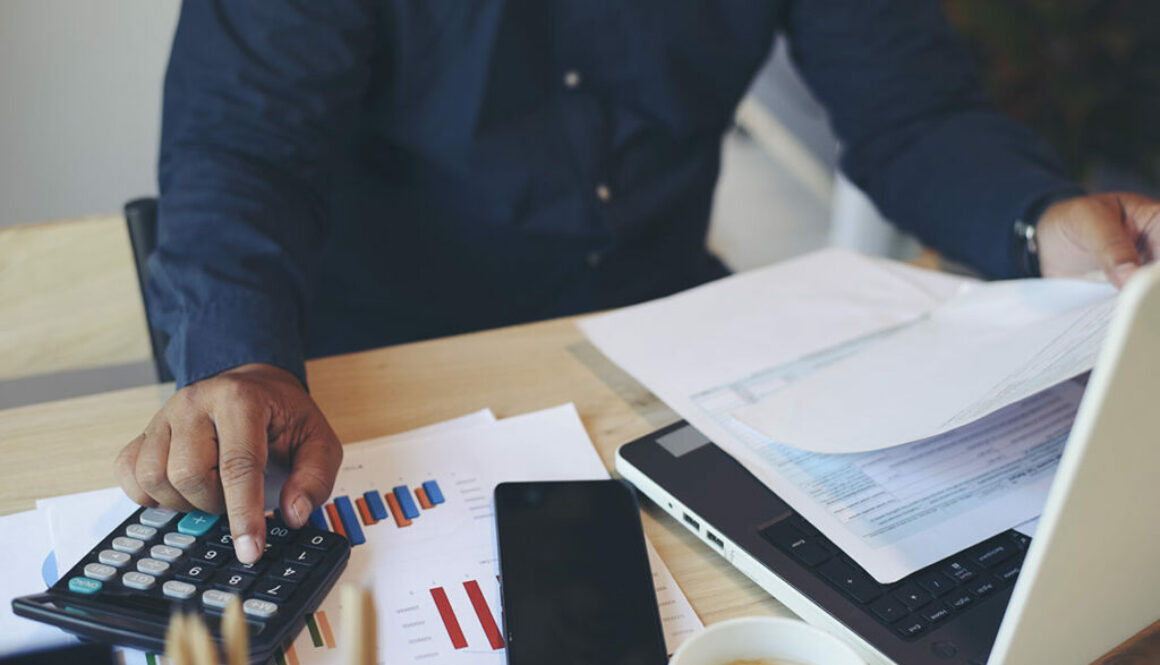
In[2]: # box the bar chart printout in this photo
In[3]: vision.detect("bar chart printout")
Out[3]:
[430,580,505,651]
[310,479,448,544]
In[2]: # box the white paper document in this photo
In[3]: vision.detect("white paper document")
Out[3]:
[733,278,1116,452]
[581,249,1083,582]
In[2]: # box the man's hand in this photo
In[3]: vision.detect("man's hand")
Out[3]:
[114,363,342,563]
[1038,192,1160,287]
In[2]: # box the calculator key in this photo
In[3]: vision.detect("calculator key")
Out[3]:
[150,545,183,563]
[271,562,308,583]
[163,580,198,600]
[112,536,145,554]
[68,577,102,595]
[300,530,342,551]
[174,562,213,583]
[83,563,118,582]
[126,524,158,541]
[242,598,279,619]
[266,521,293,541]
[137,558,170,576]
[201,589,237,610]
[122,571,157,590]
[139,507,179,528]
[209,532,234,548]
[213,569,256,594]
[178,511,221,536]
[253,579,297,602]
[192,544,229,567]
[283,546,322,567]
[164,532,197,549]
[98,549,131,568]
[229,558,269,575]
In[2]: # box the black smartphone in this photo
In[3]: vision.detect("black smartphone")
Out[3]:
[494,480,667,665]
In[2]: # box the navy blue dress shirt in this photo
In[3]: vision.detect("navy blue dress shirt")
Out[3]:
[154,0,1082,388]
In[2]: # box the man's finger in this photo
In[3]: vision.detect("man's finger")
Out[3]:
[168,413,226,514]
[215,400,270,564]
[115,434,158,507]
[1079,196,1141,287]
[280,426,343,529]
[134,424,197,512]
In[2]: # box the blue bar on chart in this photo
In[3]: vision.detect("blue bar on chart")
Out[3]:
[422,480,445,505]
[308,507,329,530]
[363,490,388,521]
[393,486,420,520]
[333,496,366,545]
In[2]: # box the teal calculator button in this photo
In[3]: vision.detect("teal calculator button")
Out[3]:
[68,577,102,594]
[177,511,220,536]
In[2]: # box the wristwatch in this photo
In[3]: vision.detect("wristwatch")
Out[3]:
[1013,218,1040,278]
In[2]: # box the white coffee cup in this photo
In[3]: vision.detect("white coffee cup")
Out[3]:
[669,616,866,665]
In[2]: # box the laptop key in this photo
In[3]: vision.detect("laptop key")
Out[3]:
[995,562,1021,584]
[759,521,807,551]
[941,560,976,584]
[789,541,830,567]
[968,577,998,597]
[818,559,883,603]
[917,571,956,596]
[946,591,974,610]
[896,617,927,638]
[970,540,1014,568]
[893,583,932,610]
[921,603,952,623]
[869,596,908,623]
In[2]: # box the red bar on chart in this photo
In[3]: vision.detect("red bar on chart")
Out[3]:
[324,503,347,539]
[355,497,377,525]
[430,587,468,649]
[415,487,434,510]
[463,580,505,650]
[385,492,412,527]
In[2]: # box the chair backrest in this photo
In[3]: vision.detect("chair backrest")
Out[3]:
[123,197,174,383]
[0,215,152,383]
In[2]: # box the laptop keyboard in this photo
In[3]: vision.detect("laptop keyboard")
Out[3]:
[760,516,1030,641]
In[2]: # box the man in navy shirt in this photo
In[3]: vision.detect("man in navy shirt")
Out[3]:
[116,0,1160,563]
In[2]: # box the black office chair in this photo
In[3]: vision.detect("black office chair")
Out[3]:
[123,197,175,383]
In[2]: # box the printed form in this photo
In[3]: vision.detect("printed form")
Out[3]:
[581,249,1100,583]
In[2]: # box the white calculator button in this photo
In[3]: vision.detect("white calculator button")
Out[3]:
[164,532,197,549]
[111,537,145,554]
[98,549,131,568]
[150,545,183,562]
[162,580,197,600]
[242,598,278,619]
[201,589,237,609]
[122,571,156,590]
[83,563,118,581]
[139,508,179,528]
[136,558,170,575]
[126,524,157,540]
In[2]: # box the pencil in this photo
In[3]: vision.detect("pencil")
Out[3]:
[187,612,220,665]
[165,612,192,665]
[342,585,378,665]
[223,596,249,665]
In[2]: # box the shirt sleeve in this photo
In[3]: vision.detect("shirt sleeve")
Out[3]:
[151,0,376,388]
[784,0,1085,278]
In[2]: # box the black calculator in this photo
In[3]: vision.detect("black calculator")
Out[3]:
[11,505,350,663]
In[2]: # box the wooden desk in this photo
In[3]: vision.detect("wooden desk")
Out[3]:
[0,315,1155,662]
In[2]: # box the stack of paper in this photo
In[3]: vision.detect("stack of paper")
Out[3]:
[581,249,1115,583]
[1,405,702,663]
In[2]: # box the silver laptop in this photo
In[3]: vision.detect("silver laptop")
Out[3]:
[617,264,1160,665]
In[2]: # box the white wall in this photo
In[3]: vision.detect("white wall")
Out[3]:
[0,0,179,227]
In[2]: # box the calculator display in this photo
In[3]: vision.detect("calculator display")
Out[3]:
[12,506,350,662]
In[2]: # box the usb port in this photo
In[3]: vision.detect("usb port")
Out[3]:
[683,513,700,530]
[706,531,724,549]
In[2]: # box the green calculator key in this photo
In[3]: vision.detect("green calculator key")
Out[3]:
[177,511,220,536]
[68,577,102,595]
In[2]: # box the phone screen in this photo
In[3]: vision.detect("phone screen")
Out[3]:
[494,480,667,665]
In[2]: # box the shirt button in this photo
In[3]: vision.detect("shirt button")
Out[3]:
[587,251,603,268]
[563,70,581,89]
[595,183,611,202]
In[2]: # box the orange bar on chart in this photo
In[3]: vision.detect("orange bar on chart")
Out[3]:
[415,487,434,510]
[385,492,412,527]
[355,497,376,525]
[324,503,347,539]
